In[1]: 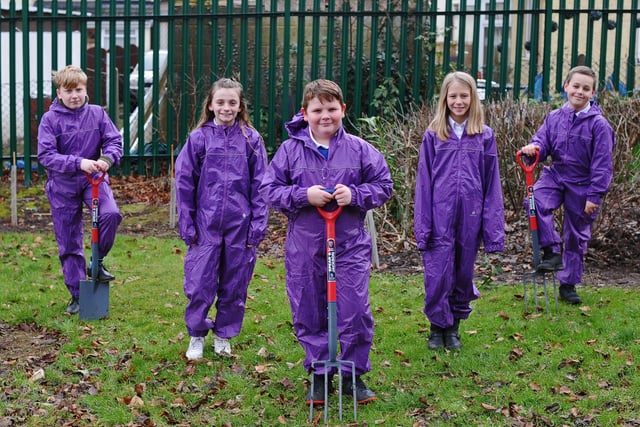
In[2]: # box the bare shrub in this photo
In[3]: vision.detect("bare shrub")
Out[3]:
[358,96,640,265]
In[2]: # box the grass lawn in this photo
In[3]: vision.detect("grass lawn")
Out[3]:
[1,232,639,426]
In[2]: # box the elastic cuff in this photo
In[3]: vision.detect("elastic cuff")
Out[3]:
[99,156,113,167]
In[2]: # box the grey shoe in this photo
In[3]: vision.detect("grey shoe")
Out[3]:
[537,252,563,272]
[306,374,334,405]
[559,285,582,304]
[427,325,444,350]
[444,319,462,350]
[66,296,80,314]
[342,375,377,404]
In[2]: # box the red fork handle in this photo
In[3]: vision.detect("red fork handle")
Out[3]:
[516,150,539,187]
[85,172,106,243]
[85,171,107,190]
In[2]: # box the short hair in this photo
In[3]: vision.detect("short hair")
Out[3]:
[52,65,88,89]
[301,79,345,109]
[565,65,597,88]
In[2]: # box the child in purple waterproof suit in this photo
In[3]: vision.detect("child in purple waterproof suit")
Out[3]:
[260,79,393,405]
[414,71,505,351]
[520,66,615,305]
[37,65,123,315]
[175,78,268,361]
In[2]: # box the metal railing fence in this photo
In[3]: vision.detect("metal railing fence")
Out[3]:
[1,0,638,185]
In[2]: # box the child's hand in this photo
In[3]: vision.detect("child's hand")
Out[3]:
[96,159,111,172]
[80,158,101,173]
[307,185,334,207]
[584,201,599,215]
[520,144,540,157]
[333,184,352,206]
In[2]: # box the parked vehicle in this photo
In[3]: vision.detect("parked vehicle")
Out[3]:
[129,50,168,108]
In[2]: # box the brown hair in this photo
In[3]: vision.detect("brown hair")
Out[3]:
[564,65,597,88]
[52,65,88,89]
[301,79,345,110]
[428,71,484,141]
[195,78,253,130]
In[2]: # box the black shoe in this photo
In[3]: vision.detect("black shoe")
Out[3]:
[87,264,115,282]
[305,374,334,405]
[342,375,377,404]
[444,319,462,350]
[66,296,80,314]
[559,285,582,305]
[428,325,444,350]
[537,252,564,272]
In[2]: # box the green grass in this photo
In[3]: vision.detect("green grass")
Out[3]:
[1,232,639,426]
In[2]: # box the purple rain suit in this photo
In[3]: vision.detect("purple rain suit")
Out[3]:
[37,98,123,299]
[175,121,268,339]
[259,112,393,376]
[414,125,505,329]
[527,102,614,286]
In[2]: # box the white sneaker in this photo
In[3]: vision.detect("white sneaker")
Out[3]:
[186,337,205,360]
[213,335,231,357]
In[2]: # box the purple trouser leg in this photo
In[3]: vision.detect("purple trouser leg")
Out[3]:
[287,244,374,376]
[183,224,256,338]
[183,242,219,337]
[336,258,374,376]
[51,202,85,298]
[214,228,257,339]
[532,173,595,285]
[84,181,122,259]
[421,241,480,330]
[47,178,121,298]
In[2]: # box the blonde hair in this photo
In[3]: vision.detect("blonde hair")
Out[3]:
[195,78,253,131]
[564,65,597,88]
[301,79,345,110]
[428,71,484,141]
[52,65,88,89]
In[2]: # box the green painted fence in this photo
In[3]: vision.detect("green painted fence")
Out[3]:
[1,0,638,185]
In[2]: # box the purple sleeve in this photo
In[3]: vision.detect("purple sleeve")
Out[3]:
[247,133,269,245]
[529,114,553,161]
[587,117,615,205]
[175,134,202,245]
[482,129,505,253]
[98,109,123,166]
[413,131,434,251]
[348,139,393,211]
[259,142,312,216]
[36,113,82,173]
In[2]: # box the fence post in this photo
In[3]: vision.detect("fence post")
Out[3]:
[365,210,379,269]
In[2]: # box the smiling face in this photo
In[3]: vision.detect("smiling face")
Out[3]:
[564,72,596,111]
[301,97,346,145]
[56,84,87,110]
[446,81,471,123]
[208,87,242,126]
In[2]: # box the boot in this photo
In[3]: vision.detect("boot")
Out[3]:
[559,284,582,305]
[66,296,80,314]
[427,325,444,350]
[537,248,564,272]
[342,375,377,404]
[444,319,462,350]
[306,374,334,405]
[87,257,115,282]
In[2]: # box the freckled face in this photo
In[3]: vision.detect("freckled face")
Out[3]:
[564,73,596,111]
[302,97,346,143]
[208,88,242,126]
[446,81,471,123]
[56,84,87,110]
